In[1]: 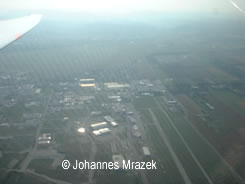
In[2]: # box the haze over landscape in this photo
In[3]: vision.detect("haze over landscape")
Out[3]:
[1,1,245,184]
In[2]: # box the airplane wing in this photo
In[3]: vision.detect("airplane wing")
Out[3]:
[0,14,42,49]
[230,0,245,13]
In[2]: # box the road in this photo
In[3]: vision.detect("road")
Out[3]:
[174,96,245,184]
[19,90,53,171]
[154,99,214,184]
[148,108,192,184]
[6,169,71,184]
[87,135,97,184]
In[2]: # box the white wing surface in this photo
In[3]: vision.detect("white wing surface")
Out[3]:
[0,14,42,49]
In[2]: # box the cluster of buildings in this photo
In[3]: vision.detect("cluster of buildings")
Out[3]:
[132,125,141,138]
[90,115,119,136]
[38,133,52,147]
[104,116,118,127]
[112,146,151,169]
[79,78,96,88]
[93,128,111,136]
[104,83,129,89]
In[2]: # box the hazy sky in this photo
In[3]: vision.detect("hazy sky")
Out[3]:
[0,0,241,14]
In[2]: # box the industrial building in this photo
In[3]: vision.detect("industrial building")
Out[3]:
[90,122,108,130]
[108,95,122,102]
[38,133,51,141]
[104,116,115,122]
[103,116,118,127]
[38,133,52,146]
[77,127,86,135]
[168,100,177,104]
[93,128,111,136]
[79,78,95,82]
[142,146,151,156]
[80,83,96,87]
[110,122,118,127]
[132,125,141,137]
[104,82,129,89]
[80,78,96,87]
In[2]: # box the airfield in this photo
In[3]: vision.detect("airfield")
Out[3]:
[0,12,245,184]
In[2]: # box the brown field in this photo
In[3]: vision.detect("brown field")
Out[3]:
[177,94,224,152]
[176,94,202,115]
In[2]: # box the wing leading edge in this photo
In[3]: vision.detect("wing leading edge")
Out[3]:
[0,14,42,49]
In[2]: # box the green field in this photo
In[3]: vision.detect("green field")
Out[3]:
[29,159,88,184]
[134,96,242,184]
